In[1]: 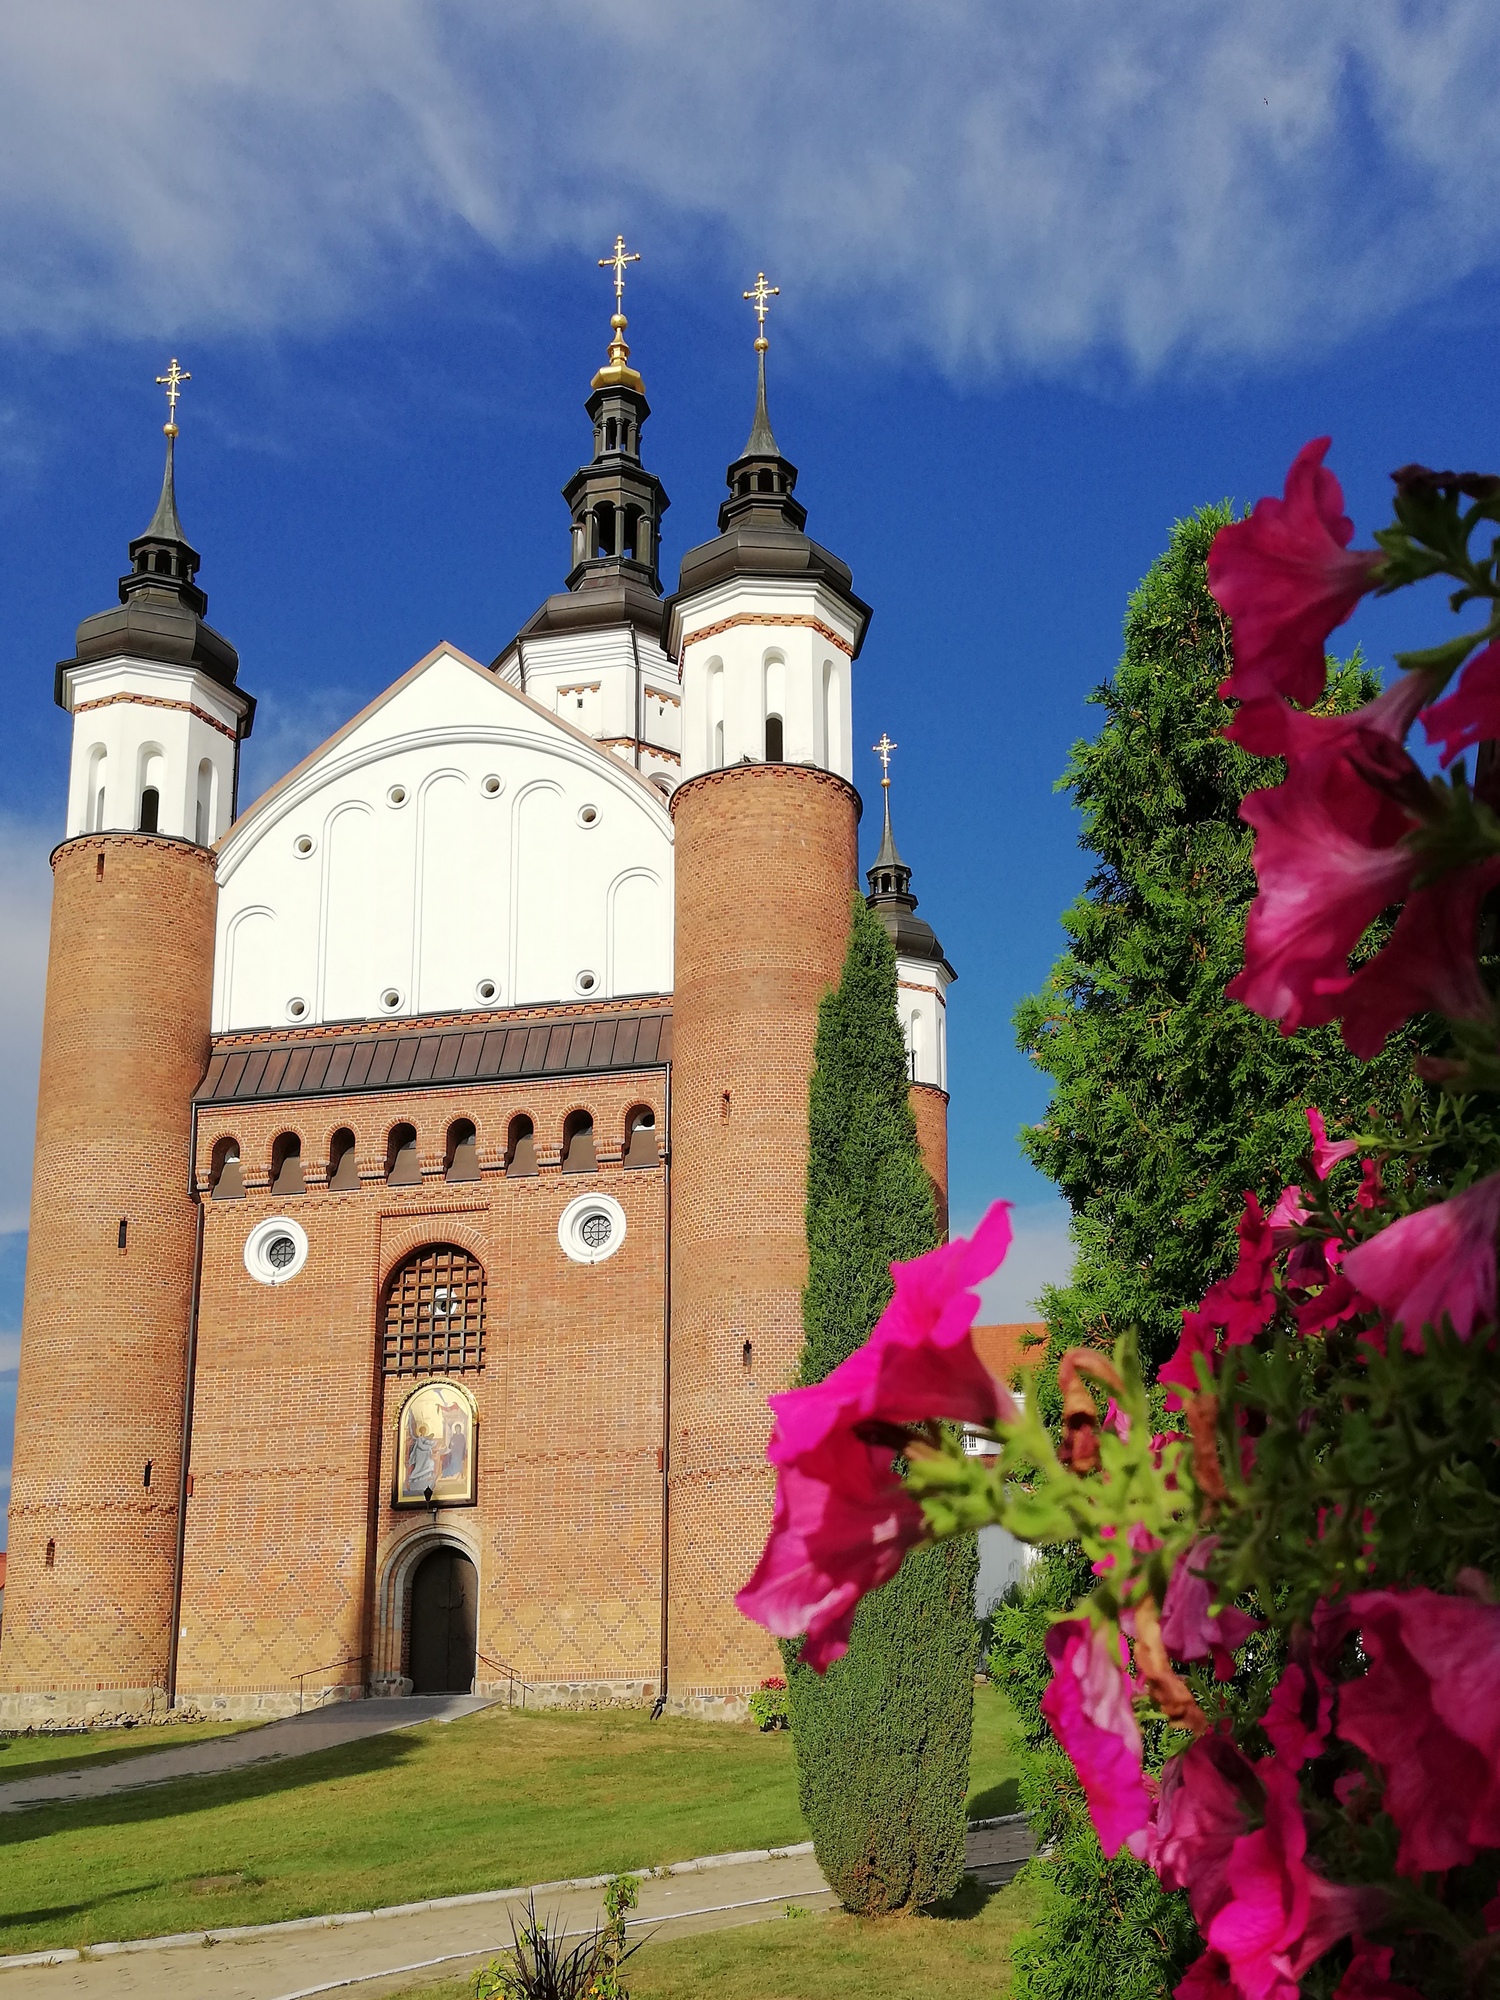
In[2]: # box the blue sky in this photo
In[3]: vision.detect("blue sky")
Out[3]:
[4,3,1500,1536]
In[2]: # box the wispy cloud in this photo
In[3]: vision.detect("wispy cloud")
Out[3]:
[2,4,1499,374]
[0,824,51,1235]
[963,1199,1074,1325]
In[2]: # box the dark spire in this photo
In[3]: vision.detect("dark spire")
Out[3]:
[54,359,246,707]
[664,279,872,653]
[865,736,954,977]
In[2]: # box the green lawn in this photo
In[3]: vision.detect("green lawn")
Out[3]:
[0,1719,254,1787]
[393,1873,1040,2000]
[0,1684,1025,1956]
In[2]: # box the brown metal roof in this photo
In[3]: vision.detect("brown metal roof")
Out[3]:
[196,1003,672,1107]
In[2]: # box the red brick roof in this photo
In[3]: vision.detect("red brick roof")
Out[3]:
[972,1322,1047,1390]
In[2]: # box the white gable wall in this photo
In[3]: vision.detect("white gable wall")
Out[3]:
[213,646,674,1033]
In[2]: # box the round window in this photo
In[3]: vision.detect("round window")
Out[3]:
[387,784,408,808]
[578,804,600,828]
[380,987,404,1012]
[476,979,497,1004]
[576,970,598,995]
[481,774,503,798]
[287,996,308,1020]
[244,1216,310,1285]
[293,834,315,857]
[558,1192,627,1266]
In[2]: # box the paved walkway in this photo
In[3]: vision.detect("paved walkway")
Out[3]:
[0,1847,836,2000]
[0,1699,497,1816]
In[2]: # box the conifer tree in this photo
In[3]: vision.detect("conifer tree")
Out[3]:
[996,503,1429,2000]
[786,895,979,1915]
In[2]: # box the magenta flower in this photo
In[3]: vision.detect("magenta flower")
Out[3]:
[1229,714,1424,1038]
[1151,1734,1261,1911]
[1330,856,1500,1059]
[1306,1107,1359,1180]
[737,1202,1016,1670]
[1208,438,1383,710]
[1333,1588,1500,1875]
[1334,1940,1423,2000]
[1176,1953,1239,2000]
[1260,1661,1332,1770]
[1159,1538,1262,1680]
[1205,1758,1381,2000]
[1040,1618,1152,1858]
[1421,638,1500,767]
[1340,1172,1500,1349]
[1160,1194,1277,1405]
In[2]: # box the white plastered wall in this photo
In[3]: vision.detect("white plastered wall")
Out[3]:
[897,958,950,1091]
[213,645,674,1032]
[492,624,681,789]
[59,658,242,844]
[672,578,859,782]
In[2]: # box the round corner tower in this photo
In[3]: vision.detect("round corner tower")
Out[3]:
[0,399,254,1719]
[662,339,870,1713]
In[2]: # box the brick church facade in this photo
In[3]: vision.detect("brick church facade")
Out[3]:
[0,281,955,1724]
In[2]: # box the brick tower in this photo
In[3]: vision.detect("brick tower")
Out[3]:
[0,373,254,1720]
[662,306,871,1713]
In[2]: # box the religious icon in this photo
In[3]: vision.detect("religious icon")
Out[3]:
[394,1380,477,1508]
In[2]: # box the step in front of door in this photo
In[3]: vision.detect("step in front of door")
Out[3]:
[964,1813,1034,1887]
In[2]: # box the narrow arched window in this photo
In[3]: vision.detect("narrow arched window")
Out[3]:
[382,1243,486,1375]
[386,1123,421,1186]
[194,759,215,846]
[505,1114,537,1177]
[44,1538,55,1568]
[270,1132,305,1196]
[757,469,774,493]
[328,1129,359,1192]
[561,1110,595,1174]
[605,418,619,451]
[595,501,616,557]
[210,1136,244,1201]
[138,787,160,834]
[765,715,784,762]
[623,1104,658,1169]
[446,1119,480,1182]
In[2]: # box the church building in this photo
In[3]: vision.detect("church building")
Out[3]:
[0,258,955,1723]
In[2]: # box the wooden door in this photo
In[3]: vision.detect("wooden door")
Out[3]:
[408,1547,477,1693]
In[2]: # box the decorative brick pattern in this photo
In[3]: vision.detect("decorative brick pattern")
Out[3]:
[175,1075,667,1712]
[0,835,217,1701]
[666,763,858,1708]
[73,692,240,742]
[677,612,855,659]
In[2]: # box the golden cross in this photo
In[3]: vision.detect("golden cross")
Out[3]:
[156,358,190,438]
[598,235,641,313]
[743,271,780,351]
[873,732,897,783]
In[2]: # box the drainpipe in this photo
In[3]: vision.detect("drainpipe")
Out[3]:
[167,1103,206,1708]
[655,1060,672,1714]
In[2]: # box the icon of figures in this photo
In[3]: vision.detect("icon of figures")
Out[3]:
[395,1381,477,1507]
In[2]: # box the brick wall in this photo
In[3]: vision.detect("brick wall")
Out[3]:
[667,764,858,1713]
[178,1074,666,1714]
[909,1082,950,1240]
[0,835,215,1714]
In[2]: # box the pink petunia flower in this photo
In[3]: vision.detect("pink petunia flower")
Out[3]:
[737,1202,1016,1670]
[1176,1952,1240,1999]
[1205,1758,1381,2000]
[1334,1940,1423,2000]
[1160,1538,1262,1680]
[1306,1107,1359,1180]
[1208,438,1383,710]
[1229,714,1425,1039]
[1421,638,1500,768]
[1332,1587,1500,1876]
[1160,1194,1276,1406]
[1040,1618,1153,1858]
[1151,1734,1261,1912]
[1329,856,1500,1059]
[1260,1661,1332,1770]
[1340,1172,1500,1349]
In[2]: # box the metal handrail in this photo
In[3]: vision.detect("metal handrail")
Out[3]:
[292,1654,367,1714]
[476,1651,534,1708]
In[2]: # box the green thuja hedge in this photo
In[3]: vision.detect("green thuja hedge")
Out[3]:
[1002,504,1436,1998]
[786,895,979,1915]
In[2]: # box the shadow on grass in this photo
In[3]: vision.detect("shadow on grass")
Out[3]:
[920,1875,1000,1925]
[0,1729,251,1791]
[966,1778,1020,1819]
[0,1727,424,1850]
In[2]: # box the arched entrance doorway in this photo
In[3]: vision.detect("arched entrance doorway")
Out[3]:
[408,1546,478,1694]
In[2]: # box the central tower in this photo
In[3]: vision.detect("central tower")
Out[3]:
[663,288,871,1712]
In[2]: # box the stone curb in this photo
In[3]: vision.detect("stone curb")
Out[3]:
[0,1841,820,1972]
